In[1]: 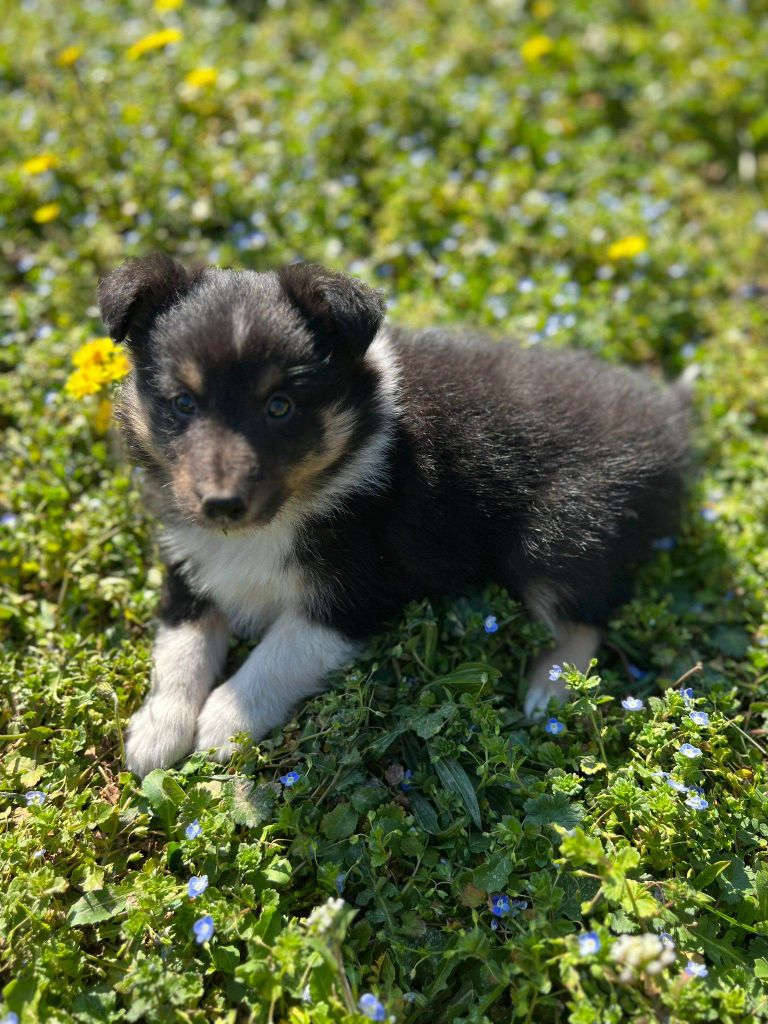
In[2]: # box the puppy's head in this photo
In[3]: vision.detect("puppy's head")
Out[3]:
[98,254,387,528]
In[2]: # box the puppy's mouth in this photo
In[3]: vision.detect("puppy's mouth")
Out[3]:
[182,484,286,530]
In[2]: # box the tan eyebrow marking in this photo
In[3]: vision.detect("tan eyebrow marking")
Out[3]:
[177,359,204,393]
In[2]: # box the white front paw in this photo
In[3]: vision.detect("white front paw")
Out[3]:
[524,676,567,720]
[195,683,272,762]
[125,694,198,777]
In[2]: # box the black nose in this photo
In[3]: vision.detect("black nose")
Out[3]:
[201,494,247,522]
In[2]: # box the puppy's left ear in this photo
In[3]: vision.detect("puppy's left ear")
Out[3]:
[277,263,386,359]
[98,253,189,355]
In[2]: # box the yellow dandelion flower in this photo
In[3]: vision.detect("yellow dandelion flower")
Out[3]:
[103,348,131,382]
[607,235,648,261]
[92,399,113,433]
[531,0,554,17]
[72,337,117,369]
[21,153,59,176]
[57,45,83,67]
[184,66,218,89]
[33,203,61,224]
[520,34,554,63]
[65,365,105,399]
[126,28,183,60]
[154,0,183,9]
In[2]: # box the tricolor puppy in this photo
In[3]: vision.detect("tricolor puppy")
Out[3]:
[98,254,689,776]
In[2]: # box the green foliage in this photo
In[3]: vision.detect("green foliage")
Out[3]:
[2,0,768,1021]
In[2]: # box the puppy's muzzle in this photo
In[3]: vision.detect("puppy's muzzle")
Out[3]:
[200,491,248,523]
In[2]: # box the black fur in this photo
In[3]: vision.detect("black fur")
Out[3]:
[100,254,689,647]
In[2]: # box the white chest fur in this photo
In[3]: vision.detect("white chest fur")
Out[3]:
[160,519,305,637]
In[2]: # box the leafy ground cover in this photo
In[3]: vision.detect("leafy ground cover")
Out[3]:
[2,0,768,1020]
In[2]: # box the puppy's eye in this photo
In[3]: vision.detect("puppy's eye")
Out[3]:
[266,393,294,420]
[172,392,198,418]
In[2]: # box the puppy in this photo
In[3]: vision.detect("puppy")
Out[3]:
[97,254,689,776]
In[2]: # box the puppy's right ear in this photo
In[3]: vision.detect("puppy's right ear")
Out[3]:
[97,253,189,354]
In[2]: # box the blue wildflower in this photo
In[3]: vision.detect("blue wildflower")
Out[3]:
[490,893,510,917]
[335,872,346,895]
[301,984,312,1004]
[578,931,601,955]
[701,506,719,522]
[627,664,645,681]
[679,743,702,759]
[192,915,214,944]
[544,717,565,736]
[680,687,695,703]
[1,513,18,528]
[25,790,45,806]
[279,770,301,787]
[685,793,709,811]
[483,615,499,634]
[187,874,209,899]
[548,664,562,682]
[689,710,710,727]
[659,932,675,950]
[401,769,413,791]
[685,960,708,977]
[666,777,688,793]
[510,898,529,911]
[621,696,645,711]
[1,1013,19,1024]
[185,819,202,840]
[358,993,386,1021]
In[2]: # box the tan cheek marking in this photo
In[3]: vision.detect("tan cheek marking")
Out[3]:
[115,378,169,466]
[283,406,357,496]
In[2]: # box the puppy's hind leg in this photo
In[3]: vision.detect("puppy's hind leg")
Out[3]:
[523,582,600,719]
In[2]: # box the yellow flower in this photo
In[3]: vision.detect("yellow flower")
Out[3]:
[22,153,59,176]
[126,28,183,60]
[73,337,117,369]
[607,235,648,261]
[65,365,105,399]
[33,203,61,224]
[184,66,218,89]
[154,0,183,9]
[92,399,113,433]
[520,34,554,63]
[103,348,131,382]
[57,45,83,67]
[531,0,554,17]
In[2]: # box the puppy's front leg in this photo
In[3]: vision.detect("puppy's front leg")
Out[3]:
[125,566,230,776]
[195,612,358,761]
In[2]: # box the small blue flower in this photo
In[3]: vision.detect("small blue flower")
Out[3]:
[490,893,510,917]
[25,790,45,806]
[192,914,214,944]
[578,931,601,955]
[335,872,346,895]
[1,1013,20,1024]
[187,874,208,899]
[627,664,645,681]
[544,717,565,736]
[510,898,529,911]
[685,960,708,977]
[358,993,386,1021]
[301,984,312,1004]
[701,506,719,522]
[680,687,695,704]
[484,615,499,634]
[490,917,499,930]
[686,794,709,811]
[279,770,301,787]
[185,819,202,840]
[689,710,710,727]
[666,777,688,793]
[548,664,562,682]
[659,932,675,950]
[1,512,18,528]
[652,536,676,552]
[679,743,702,759]
[401,769,413,791]
[621,696,645,711]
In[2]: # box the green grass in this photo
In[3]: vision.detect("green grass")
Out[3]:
[2,0,768,1020]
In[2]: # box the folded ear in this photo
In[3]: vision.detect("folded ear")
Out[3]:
[277,263,386,359]
[97,253,189,354]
